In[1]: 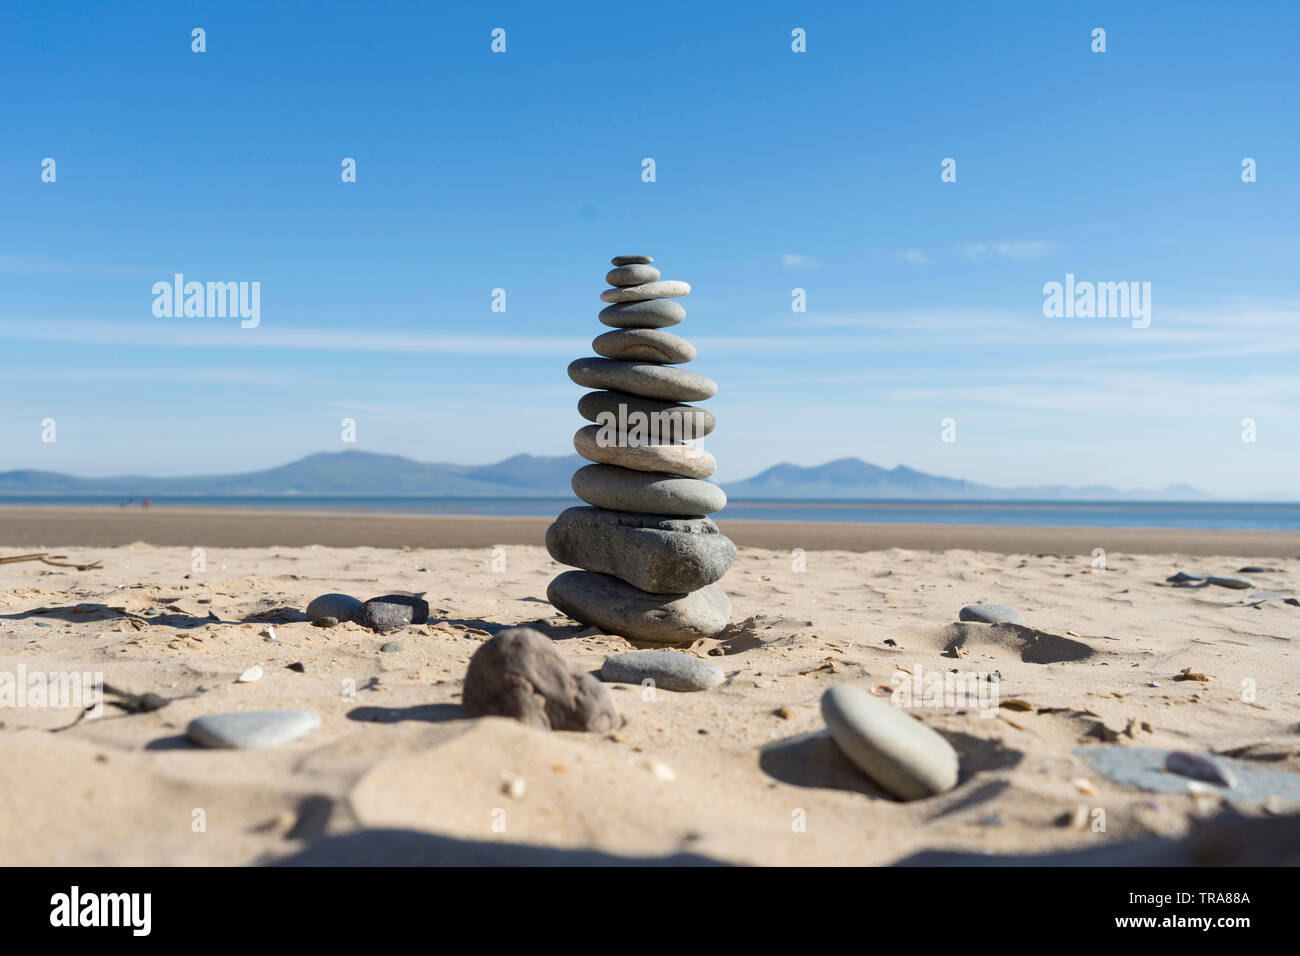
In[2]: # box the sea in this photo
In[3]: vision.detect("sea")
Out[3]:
[4,496,1300,531]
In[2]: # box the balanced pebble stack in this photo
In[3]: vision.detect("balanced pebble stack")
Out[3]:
[546,255,735,644]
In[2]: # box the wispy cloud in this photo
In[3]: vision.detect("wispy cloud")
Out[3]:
[0,319,588,356]
[899,249,930,266]
[961,241,1060,260]
[781,253,819,269]
[0,255,150,276]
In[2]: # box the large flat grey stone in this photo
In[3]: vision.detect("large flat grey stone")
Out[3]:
[546,506,735,593]
[547,571,731,644]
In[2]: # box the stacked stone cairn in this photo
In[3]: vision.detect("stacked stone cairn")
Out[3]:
[546,254,735,644]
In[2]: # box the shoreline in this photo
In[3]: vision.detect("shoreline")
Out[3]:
[2,505,1298,555]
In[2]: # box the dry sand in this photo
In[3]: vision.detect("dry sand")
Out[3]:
[2,511,1299,865]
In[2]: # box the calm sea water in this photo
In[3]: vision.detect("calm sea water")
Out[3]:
[4,496,1300,531]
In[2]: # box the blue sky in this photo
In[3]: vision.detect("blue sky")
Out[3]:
[1,1,1297,496]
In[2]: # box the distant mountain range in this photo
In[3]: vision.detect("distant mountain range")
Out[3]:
[0,450,1222,500]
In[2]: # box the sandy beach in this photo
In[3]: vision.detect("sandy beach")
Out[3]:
[3,504,1299,555]
[2,515,1298,865]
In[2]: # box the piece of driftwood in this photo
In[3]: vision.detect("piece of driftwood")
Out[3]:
[0,552,103,571]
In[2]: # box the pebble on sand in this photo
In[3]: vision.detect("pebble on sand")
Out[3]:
[1207,575,1254,590]
[958,604,1026,626]
[461,626,620,732]
[599,649,724,692]
[1165,750,1237,788]
[307,593,362,626]
[820,683,960,801]
[354,594,430,632]
[186,710,321,749]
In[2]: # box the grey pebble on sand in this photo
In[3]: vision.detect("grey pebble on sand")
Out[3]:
[1165,750,1237,788]
[820,683,959,801]
[462,627,619,732]
[187,710,321,749]
[307,593,362,625]
[958,604,1026,625]
[354,594,430,632]
[600,650,724,692]
[1078,746,1300,804]
[1207,575,1254,590]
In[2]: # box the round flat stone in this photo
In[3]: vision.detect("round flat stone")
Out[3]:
[820,684,959,801]
[572,464,726,515]
[593,328,696,364]
[546,506,736,593]
[600,650,724,692]
[958,604,1026,625]
[574,425,716,479]
[578,391,715,440]
[606,264,661,287]
[568,357,716,402]
[547,571,731,644]
[187,710,321,749]
[599,299,686,329]
[600,280,691,304]
[611,254,653,266]
[306,593,361,625]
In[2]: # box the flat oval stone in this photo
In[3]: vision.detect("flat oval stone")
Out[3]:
[578,390,715,440]
[354,594,430,632]
[568,357,717,402]
[958,604,1026,625]
[820,684,959,800]
[546,506,736,593]
[307,593,361,626]
[606,264,661,287]
[593,328,696,364]
[599,299,685,329]
[572,464,727,515]
[600,280,691,304]
[600,650,724,692]
[611,254,653,266]
[1207,575,1254,590]
[573,425,716,479]
[547,571,731,644]
[187,710,321,749]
